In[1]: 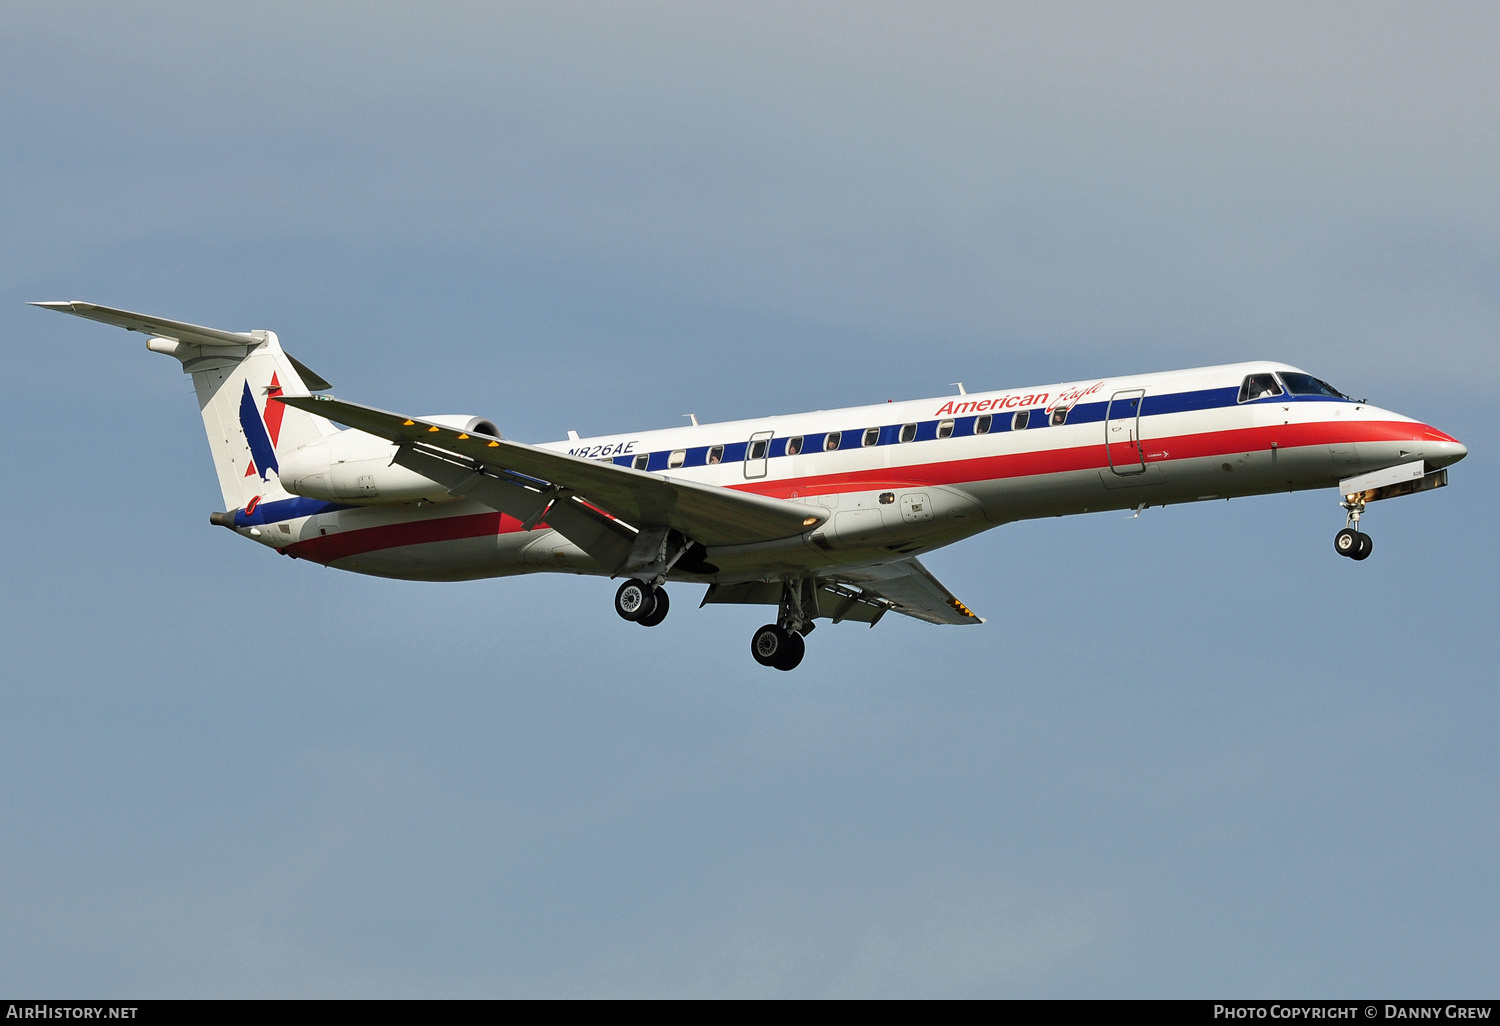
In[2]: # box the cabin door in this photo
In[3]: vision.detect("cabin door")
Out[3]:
[744,430,773,479]
[1105,388,1147,475]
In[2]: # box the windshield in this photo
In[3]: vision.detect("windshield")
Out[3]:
[1279,372,1348,399]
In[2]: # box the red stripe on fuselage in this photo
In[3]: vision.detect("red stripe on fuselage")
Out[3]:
[729,419,1434,499]
[277,418,1436,563]
[284,510,526,564]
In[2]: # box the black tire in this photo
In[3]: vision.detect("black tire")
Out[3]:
[637,587,670,627]
[614,578,656,622]
[1351,532,1373,561]
[773,630,805,671]
[751,624,789,667]
[1334,528,1360,558]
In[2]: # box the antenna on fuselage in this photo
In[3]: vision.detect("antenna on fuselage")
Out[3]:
[951,382,967,395]
[684,413,699,427]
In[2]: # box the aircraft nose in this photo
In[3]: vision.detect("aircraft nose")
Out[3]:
[1422,426,1468,468]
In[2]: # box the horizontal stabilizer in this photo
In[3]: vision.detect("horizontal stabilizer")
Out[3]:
[32,301,262,347]
[34,300,331,389]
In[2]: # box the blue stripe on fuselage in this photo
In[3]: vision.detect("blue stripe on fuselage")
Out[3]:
[586,385,1351,473]
[234,496,351,527]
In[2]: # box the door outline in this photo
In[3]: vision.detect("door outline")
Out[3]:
[1105,388,1147,476]
[744,430,773,479]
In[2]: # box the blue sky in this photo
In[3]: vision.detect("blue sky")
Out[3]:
[3,2,1496,997]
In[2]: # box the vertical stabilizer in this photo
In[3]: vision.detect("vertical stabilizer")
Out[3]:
[184,331,337,509]
[32,302,338,510]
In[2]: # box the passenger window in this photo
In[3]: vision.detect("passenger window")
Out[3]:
[862,427,880,447]
[825,431,842,451]
[632,454,650,470]
[899,423,917,443]
[1238,373,1284,403]
[1050,408,1068,426]
[975,415,992,435]
[937,419,954,439]
[748,439,768,460]
[1012,410,1029,430]
[786,435,803,456]
[707,445,723,465]
[668,449,685,469]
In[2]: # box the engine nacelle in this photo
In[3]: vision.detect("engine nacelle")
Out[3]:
[279,415,501,505]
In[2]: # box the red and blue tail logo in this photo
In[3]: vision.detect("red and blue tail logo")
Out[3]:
[240,373,285,480]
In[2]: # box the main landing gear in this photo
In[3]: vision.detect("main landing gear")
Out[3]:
[613,530,692,629]
[749,578,818,671]
[615,575,812,670]
[751,624,806,671]
[613,565,823,672]
[1334,498,1373,561]
[615,578,671,627]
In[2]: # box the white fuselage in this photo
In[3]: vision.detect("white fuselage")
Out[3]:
[237,361,1465,583]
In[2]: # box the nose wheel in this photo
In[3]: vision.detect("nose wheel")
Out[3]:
[1334,527,1372,560]
[1334,500,1373,561]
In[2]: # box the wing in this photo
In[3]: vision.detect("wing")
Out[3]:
[277,395,828,553]
[702,557,984,626]
[828,558,984,624]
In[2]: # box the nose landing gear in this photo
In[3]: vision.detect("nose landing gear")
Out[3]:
[1334,500,1373,561]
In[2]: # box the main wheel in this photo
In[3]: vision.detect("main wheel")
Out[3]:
[1351,532,1373,561]
[751,624,791,667]
[614,578,657,622]
[1334,528,1360,558]
[637,587,670,627]
[774,630,805,671]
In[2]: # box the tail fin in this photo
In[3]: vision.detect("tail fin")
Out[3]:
[33,301,338,510]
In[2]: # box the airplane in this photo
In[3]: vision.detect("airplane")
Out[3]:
[34,300,1468,670]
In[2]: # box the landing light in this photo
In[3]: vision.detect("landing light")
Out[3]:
[803,516,819,527]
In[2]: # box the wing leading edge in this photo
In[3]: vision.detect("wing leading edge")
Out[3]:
[276,394,828,549]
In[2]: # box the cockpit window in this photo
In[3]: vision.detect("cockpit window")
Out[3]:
[1279,372,1348,399]
[1238,373,1284,403]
